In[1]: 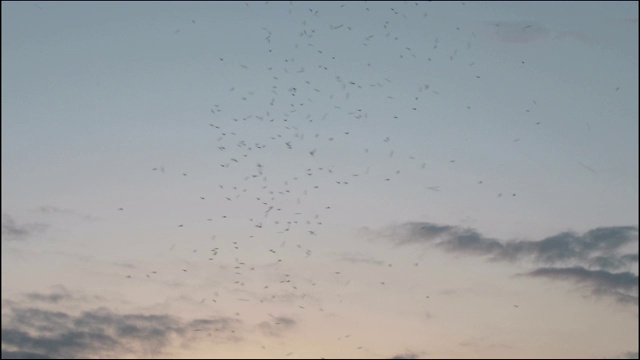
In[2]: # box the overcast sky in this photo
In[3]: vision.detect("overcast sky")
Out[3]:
[2,1,638,359]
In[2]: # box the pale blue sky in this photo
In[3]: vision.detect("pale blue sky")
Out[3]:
[2,1,638,359]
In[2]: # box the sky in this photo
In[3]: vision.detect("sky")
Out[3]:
[1,1,638,358]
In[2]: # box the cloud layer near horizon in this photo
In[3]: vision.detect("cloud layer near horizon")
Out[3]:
[1,303,241,359]
[0,288,301,359]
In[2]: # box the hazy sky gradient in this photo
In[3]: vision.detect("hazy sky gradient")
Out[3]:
[2,1,638,358]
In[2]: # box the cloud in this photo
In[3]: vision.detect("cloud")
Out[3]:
[499,226,638,267]
[521,267,638,305]
[257,316,297,337]
[373,222,638,304]
[334,252,386,266]
[424,311,434,320]
[385,222,638,270]
[3,289,304,358]
[618,351,639,359]
[1,301,242,358]
[33,206,98,221]
[24,286,76,305]
[605,351,640,359]
[272,316,296,327]
[389,351,422,359]
[1,214,48,241]
[0,350,53,359]
[18,287,109,311]
[34,206,75,215]
[24,292,70,304]
[226,285,314,305]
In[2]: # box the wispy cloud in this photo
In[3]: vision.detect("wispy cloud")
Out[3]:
[24,286,76,305]
[334,252,386,266]
[257,315,297,337]
[1,214,48,241]
[33,206,97,221]
[34,206,75,215]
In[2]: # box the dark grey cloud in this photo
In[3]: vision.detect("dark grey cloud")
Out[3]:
[0,350,53,359]
[390,351,421,359]
[620,253,639,263]
[521,267,638,305]
[1,214,48,241]
[499,226,638,267]
[388,222,638,270]
[2,328,118,359]
[1,302,242,359]
[375,222,638,304]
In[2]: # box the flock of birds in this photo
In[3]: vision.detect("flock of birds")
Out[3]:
[108,2,610,356]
